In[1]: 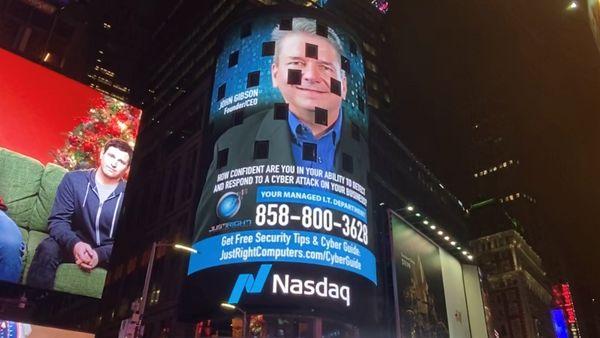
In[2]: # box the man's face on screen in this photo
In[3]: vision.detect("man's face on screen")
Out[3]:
[272,32,346,127]
[99,146,130,179]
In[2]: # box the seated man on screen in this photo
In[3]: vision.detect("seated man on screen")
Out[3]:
[270,17,347,171]
[27,139,132,290]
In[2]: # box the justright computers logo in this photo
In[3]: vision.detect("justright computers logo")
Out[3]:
[227,264,272,304]
[216,192,242,219]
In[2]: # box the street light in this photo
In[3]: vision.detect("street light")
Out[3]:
[134,242,197,338]
[221,302,247,338]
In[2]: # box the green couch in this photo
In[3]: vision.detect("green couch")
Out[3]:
[0,147,106,298]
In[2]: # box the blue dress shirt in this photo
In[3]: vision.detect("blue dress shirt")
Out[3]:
[287,109,343,173]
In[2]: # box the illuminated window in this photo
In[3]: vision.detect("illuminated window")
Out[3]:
[384,93,391,103]
[365,60,378,73]
[367,95,380,109]
[362,41,377,56]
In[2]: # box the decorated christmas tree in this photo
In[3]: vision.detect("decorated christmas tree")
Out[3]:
[53,95,141,170]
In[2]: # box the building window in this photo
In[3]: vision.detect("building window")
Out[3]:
[262,41,275,56]
[302,143,317,161]
[217,83,226,100]
[233,109,244,126]
[279,18,292,31]
[274,103,288,120]
[241,22,252,38]
[349,40,357,55]
[362,41,377,56]
[314,107,328,126]
[342,153,354,173]
[253,141,269,159]
[330,78,341,96]
[305,43,318,59]
[217,148,229,169]
[351,123,360,141]
[365,60,378,73]
[316,22,328,37]
[247,71,260,88]
[287,69,302,85]
[228,51,239,67]
[341,55,350,73]
[367,95,380,109]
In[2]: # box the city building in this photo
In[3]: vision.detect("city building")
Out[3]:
[0,0,88,80]
[470,230,553,337]
[0,0,134,100]
[91,1,489,338]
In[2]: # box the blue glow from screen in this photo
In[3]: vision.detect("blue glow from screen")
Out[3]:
[551,309,569,338]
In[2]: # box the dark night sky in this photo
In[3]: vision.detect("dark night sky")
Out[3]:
[385,0,600,298]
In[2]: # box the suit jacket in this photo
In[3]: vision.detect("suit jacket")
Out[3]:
[193,108,368,242]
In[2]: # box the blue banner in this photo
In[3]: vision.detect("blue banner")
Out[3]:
[188,229,377,284]
[256,185,367,223]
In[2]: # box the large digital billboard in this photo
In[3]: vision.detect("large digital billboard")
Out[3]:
[390,213,488,338]
[390,214,449,337]
[0,48,141,299]
[183,11,375,323]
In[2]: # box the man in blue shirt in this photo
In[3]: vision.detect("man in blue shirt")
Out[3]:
[271,17,347,172]
[193,18,367,241]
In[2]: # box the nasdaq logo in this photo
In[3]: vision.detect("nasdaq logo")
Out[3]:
[227,264,272,304]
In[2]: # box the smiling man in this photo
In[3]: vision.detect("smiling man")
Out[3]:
[27,139,132,290]
[193,18,368,241]
[271,18,347,171]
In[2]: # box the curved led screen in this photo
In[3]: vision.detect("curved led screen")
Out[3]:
[183,11,375,322]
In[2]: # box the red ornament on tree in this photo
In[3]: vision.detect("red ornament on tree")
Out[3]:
[53,94,141,170]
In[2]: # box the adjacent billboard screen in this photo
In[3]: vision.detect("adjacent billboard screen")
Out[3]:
[0,319,94,338]
[551,309,569,338]
[390,214,449,337]
[0,48,141,299]
[389,212,486,337]
[183,12,375,322]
